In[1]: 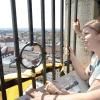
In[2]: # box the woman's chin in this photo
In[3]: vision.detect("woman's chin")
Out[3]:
[84,46,89,50]
[84,46,91,51]
[84,47,88,50]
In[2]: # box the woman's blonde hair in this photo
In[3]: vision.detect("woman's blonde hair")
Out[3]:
[83,17,100,34]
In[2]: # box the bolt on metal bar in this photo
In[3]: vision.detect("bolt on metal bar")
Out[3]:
[41,0,47,84]
[67,0,72,73]
[60,0,64,65]
[0,47,7,100]
[27,0,36,89]
[10,0,23,96]
[51,0,56,80]
[73,0,78,55]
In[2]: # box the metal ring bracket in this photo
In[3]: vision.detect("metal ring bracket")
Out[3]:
[20,43,43,69]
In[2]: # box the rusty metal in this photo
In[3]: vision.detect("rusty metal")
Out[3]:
[60,0,64,65]
[73,0,78,55]
[27,0,36,89]
[10,0,23,96]
[0,47,7,100]
[66,0,72,73]
[51,0,56,80]
[41,0,47,84]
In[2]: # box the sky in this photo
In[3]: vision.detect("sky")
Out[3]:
[0,0,61,29]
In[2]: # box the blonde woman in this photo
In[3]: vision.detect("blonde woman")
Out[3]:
[27,18,100,100]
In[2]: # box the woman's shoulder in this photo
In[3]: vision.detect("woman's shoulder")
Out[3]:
[91,54,97,63]
[90,54,100,67]
[91,54,96,59]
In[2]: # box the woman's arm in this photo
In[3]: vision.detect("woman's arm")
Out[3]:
[27,80,100,100]
[69,47,89,80]
[43,89,100,100]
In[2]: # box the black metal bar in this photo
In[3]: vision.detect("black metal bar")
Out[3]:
[10,0,23,96]
[0,66,61,91]
[27,0,34,45]
[73,0,78,54]
[51,0,56,80]
[31,68,36,89]
[72,0,78,70]
[60,0,64,65]
[41,0,47,84]
[27,0,36,89]
[0,78,31,91]
[67,0,72,73]
[0,47,7,100]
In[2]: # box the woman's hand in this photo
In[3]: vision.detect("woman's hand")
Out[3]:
[73,19,82,37]
[44,81,70,95]
[44,81,62,94]
[26,89,43,99]
[65,47,76,62]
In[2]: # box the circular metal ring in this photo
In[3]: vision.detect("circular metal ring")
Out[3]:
[20,42,43,69]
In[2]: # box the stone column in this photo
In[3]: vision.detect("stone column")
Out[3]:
[64,0,96,68]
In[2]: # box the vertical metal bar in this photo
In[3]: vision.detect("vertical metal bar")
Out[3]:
[41,0,46,84]
[60,0,64,65]
[51,0,56,80]
[27,0,34,45]
[67,0,72,73]
[27,0,36,89]
[72,0,78,70]
[10,0,23,96]
[0,47,7,100]
[73,0,78,54]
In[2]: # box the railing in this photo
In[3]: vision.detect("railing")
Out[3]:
[0,0,79,99]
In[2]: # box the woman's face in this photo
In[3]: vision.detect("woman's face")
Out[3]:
[82,27,100,51]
